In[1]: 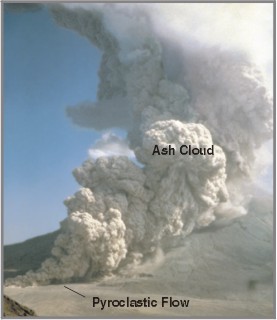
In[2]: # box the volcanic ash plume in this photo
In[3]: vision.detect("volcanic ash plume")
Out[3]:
[5,3,272,286]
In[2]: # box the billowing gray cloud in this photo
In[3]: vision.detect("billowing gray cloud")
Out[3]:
[5,3,44,13]
[67,97,131,131]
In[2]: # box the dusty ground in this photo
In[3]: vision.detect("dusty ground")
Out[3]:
[3,282,274,317]
[3,295,36,317]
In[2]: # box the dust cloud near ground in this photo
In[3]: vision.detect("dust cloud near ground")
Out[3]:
[4,193,273,317]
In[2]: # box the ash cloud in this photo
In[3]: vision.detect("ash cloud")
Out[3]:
[5,3,44,13]
[5,3,273,286]
[67,97,131,131]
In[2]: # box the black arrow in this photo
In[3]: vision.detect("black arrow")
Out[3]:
[64,286,86,298]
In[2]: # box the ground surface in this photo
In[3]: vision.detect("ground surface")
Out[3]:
[3,295,36,317]
[3,283,274,317]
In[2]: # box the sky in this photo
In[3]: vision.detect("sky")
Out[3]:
[4,5,104,244]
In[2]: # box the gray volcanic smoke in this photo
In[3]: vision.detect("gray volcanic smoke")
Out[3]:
[6,3,272,286]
